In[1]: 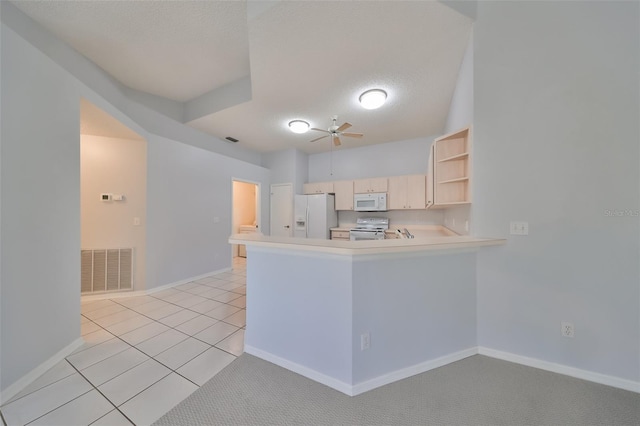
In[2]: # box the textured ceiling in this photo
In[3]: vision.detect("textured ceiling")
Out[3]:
[13,1,473,154]
[13,1,250,102]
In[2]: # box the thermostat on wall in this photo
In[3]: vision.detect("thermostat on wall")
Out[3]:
[100,193,112,201]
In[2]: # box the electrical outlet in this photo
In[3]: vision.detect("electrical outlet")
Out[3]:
[561,322,574,338]
[510,221,529,235]
[360,332,370,351]
[465,220,469,232]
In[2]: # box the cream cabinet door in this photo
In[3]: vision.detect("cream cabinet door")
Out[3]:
[353,179,370,194]
[303,182,334,194]
[333,180,354,210]
[388,175,425,209]
[405,175,426,209]
[369,177,388,192]
[426,145,435,208]
[387,176,408,210]
[353,178,388,193]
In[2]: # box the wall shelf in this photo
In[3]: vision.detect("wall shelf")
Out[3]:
[437,152,469,163]
[438,177,469,184]
[433,127,471,205]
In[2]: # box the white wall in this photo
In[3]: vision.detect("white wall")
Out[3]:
[352,252,476,384]
[81,135,147,291]
[445,31,473,134]
[145,135,270,289]
[443,30,474,236]
[308,137,434,182]
[1,24,82,392]
[262,148,308,195]
[0,9,272,395]
[474,1,639,383]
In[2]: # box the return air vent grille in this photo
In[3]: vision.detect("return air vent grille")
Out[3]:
[81,248,133,294]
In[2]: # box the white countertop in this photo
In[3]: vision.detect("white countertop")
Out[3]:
[229,232,505,256]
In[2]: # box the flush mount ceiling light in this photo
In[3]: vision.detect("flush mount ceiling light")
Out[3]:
[359,89,387,110]
[288,120,310,134]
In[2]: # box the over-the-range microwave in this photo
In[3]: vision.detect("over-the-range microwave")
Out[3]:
[354,192,387,212]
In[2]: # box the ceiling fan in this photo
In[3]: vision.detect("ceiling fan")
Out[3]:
[309,115,363,146]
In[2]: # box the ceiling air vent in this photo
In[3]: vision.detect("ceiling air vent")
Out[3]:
[225,136,239,143]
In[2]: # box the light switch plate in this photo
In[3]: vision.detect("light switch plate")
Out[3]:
[510,221,529,235]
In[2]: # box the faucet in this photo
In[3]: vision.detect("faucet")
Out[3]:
[403,228,414,239]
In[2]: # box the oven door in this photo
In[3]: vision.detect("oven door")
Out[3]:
[350,229,385,241]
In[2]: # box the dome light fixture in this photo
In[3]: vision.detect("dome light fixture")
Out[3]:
[288,120,310,134]
[359,89,387,110]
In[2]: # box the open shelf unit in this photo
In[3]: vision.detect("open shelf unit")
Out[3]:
[433,126,471,206]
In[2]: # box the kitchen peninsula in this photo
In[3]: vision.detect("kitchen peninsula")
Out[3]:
[228,233,505,396]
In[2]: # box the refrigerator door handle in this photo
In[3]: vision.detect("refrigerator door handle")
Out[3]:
[305,206,309,238]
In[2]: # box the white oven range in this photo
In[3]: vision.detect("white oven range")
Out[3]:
[349,217,389,241]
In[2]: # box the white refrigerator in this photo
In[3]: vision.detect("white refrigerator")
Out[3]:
[294,194,338,239]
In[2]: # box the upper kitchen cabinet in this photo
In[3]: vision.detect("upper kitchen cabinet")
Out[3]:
[333,180,354,211]
[433,126,471,206]
[303,181,334,195]
[426,145,435,208]
[388,175,426,210]
[353,177,388,194]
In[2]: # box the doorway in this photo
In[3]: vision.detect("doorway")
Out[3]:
[80,99,147,294]
[270,183,293,238]
[232,179,260,259]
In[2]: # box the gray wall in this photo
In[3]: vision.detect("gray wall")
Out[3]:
[473,1,639,382]
[442,30,474,236]
[262,148,308,195]
[0,12,271,395]
[1,24,82,392]
[308,137,434,183]
[146,134,270,289]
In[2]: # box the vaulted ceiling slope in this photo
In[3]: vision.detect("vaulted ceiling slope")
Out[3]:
[12,1,473,154]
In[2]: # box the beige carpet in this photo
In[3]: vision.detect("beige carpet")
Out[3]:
[154,354,640,425]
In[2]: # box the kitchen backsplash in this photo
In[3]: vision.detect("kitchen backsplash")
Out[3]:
[338,209,444,227]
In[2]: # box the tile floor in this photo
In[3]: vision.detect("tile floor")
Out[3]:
[1,258,247,426]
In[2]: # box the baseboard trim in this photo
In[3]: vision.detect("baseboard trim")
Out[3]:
[1,337,85,404]
[351,347,478,396]
[80,267,232,301]
[245,345,478,396]
[478,347,640,394]
[244,345,354,396]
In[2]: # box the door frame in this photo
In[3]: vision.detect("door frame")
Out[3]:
[231,178,262,258]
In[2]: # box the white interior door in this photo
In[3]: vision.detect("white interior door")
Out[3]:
[270,183,293,237]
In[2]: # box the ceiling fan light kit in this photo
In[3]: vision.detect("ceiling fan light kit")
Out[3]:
[359,89,387,109]
[308,116,364,147]
[288,120,310,134]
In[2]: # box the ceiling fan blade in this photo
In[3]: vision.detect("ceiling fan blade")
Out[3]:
[310,128,330,133]
[341,132,364,138]
[310,135,329,143]
[336,122,352,132]
[333,135,341,146]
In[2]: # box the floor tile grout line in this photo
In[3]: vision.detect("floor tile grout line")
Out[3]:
[4,267,247,426]
[105,290,244,334]
[82,298,243,361]
[20,380,97,426]
[0,363,79,408]
[66,358,136,426]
